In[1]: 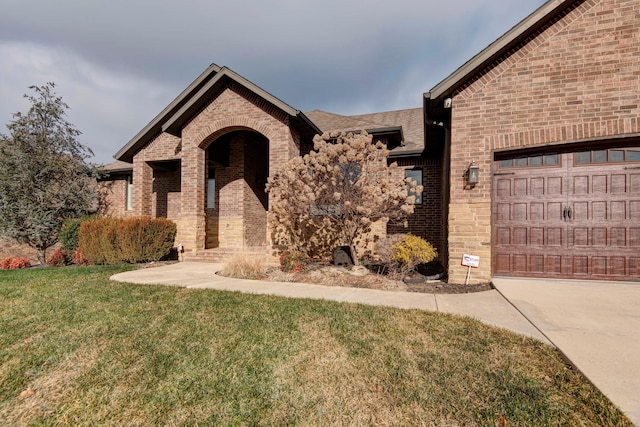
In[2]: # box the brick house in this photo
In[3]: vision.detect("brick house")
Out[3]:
[101,0,639,282]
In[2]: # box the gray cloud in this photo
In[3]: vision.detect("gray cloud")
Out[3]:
[0,0,546,164]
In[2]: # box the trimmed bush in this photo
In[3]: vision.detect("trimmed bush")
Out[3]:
[1,257,31,270]
[59,217,85,253]
[116,217,176,264]
[78,217,176,265]
[47,249,70,267]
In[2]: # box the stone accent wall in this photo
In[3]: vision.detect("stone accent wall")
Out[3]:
[447,0,640,283]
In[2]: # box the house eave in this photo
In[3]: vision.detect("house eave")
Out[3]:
[114,63,222,163]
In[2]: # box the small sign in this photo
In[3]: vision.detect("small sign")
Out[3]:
[462,254,480,268]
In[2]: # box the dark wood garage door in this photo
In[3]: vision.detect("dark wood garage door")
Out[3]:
[493,147,640,281]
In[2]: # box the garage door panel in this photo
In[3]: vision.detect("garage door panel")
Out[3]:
[530,203,544,220]
[592,228,607,246]
[572,227,589,246]
[530,228,544,245]
[610,228,626,246]
[546,256,562,274]
[630,201,640,219]
[572,202,589,220]
[630,228,640,246]
[529,255,544,272]
[496,179,511,197]
[493,147,640,281]
[611,174,627,193]
[548,202,563,219]
[546,228,564,246]
[513,228,527,245]
[592,175,607,193]
[514,178,527,195]
[548,176,563,194]
[592,201,607,220]
[513,204,527,220]
[611,257,627,276]
[611,201,626,219]
[495,254,511,274]
[572,175,589,194]
[531,177,544,195]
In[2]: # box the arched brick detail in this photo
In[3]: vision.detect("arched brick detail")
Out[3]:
[194,118,276,149]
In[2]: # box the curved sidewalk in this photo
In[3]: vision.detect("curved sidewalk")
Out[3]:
[110,262,549,344]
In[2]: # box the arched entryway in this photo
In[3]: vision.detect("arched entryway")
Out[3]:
[203,129,269,249]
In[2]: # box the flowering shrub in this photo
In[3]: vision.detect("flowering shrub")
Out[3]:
[47,249,70,267]
[266,131,421,264]
[390,234,437,276]
[279,250,308,273]
[1,257,31,270]
[72,248,89,266]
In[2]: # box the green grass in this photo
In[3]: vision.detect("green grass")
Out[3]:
[0,266,632,426]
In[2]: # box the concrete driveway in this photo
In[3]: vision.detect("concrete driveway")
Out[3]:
[492,277,640,426]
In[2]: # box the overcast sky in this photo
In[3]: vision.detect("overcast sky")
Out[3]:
[0,0,546,164]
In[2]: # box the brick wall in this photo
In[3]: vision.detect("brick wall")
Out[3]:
[388,155,444,261]
[176,84,299,253]
[98,173,132,217]
[448,0,640,283]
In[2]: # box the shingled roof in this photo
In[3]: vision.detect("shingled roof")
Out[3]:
[305,108,424,156]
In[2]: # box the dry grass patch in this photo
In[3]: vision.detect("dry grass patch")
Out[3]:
[219,252,268,279]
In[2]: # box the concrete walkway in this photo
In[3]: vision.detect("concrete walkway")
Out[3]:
[110,262,548,343]
[492,277,640,426]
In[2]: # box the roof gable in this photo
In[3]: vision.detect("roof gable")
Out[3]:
[427,0,579,106]
[115,65,319,162]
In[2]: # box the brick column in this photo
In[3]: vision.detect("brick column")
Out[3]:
[132,157,153,216]
[178,144,206,252]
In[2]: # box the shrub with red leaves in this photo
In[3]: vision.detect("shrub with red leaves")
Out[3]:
[72,248,89,266]
[47,249,70,267]
[1,257,31,270]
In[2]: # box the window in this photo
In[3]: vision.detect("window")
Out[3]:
[207,169,215,209]
[126,174,133,211]
[405,169,423,204]
[499,153,558,168]
[575,148,640,164]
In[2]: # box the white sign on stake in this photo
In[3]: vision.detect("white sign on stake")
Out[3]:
[461,254,480,268]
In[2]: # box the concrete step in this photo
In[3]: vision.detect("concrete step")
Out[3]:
[184,247,272,263]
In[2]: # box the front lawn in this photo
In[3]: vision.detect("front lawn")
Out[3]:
[0,267,631,426]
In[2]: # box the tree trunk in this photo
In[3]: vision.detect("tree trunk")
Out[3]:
[349,243,360,266]
[37,248,47,266]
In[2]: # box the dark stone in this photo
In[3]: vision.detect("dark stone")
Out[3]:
[333,246,354,266]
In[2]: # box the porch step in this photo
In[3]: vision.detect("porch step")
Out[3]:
[184,247,274,264]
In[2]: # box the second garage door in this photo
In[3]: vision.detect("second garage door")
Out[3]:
[492,146,640,281]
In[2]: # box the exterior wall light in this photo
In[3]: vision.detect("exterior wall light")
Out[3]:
[465,163,479,187]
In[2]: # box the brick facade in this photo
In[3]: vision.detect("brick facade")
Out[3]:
[388,155,444,261]
[447,0,640,283]
[102,81,303,256]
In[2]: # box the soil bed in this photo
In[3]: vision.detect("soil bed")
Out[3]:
[260,261,492,294]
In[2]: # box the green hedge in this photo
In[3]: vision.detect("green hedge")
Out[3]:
[78,217,177,265]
